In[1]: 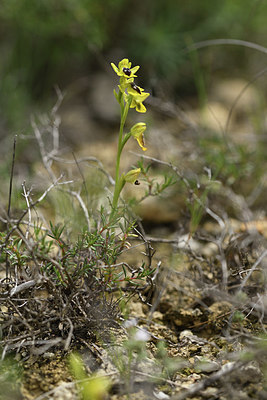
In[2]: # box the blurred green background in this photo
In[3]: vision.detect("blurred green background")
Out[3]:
[0,0,266,132]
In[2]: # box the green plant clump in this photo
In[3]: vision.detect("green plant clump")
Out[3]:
[0,58,157,359]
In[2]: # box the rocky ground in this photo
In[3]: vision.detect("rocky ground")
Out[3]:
[1,76,267,399]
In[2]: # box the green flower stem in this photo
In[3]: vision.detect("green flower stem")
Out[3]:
[121,132,131,149]
[112,178,125,216]
[110,59,149,222]
[111,97,131,214]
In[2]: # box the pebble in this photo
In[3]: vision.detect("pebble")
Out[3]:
[201,386,219,398]
[153,390,170,399]
[53,384,78,400]
[238,362,263,384]
[194,356,220,373]
[43,352,56,359]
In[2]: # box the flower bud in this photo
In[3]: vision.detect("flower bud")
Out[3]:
[130,123,147,151]
[124,168,141,184]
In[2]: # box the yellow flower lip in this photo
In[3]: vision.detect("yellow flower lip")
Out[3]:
[130,122,147,151]
[129,91,150,113]
[111,58,140,79]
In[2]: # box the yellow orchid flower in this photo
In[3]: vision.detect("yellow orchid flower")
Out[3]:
[129,91,150,113]
[124,168,141,184]
[130,122,147,151]
[111,59,139,79]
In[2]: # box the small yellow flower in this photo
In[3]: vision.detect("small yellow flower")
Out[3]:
[111,59,139,79]
[129,91,150,113]
[130,122,147,151]
[124,168,141,184]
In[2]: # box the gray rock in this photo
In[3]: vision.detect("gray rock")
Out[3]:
[194,356,220,373]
